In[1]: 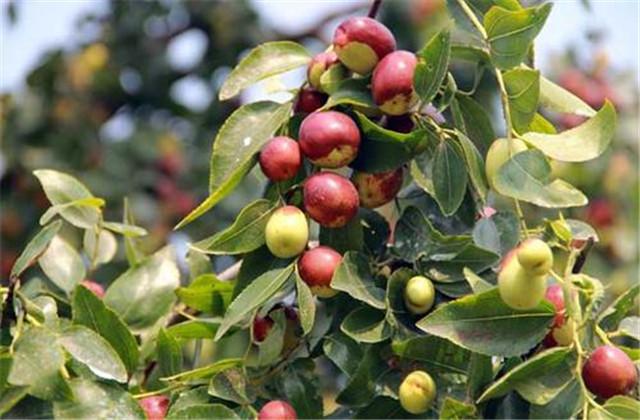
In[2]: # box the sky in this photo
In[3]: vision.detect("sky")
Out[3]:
[1,0,639,93]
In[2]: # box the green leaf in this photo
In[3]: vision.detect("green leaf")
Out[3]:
[392,335,471,374]
[440,397,478,419]
[324,78,375,110]
[162,358,242,383]
[177,101,292,229]
[319,63,349,95]
[169,403,240,419]
[58,326,128,383]
[522,101,616,162]
[432,140,468,215]
[414,30,451,104]
[463,268,495,294]
[168,319,220,339]
[494,150,587,208]
[33,169,101,229]
[53,379,144,419]
[351,112,432,173]
[83,228,117,265]
[467,352,494,401]
[323,332,363,376]
[166,387,211,417]
[484,4,552,69]
[341,307,391,344]
[122,197,145,266]
[39,197,105,226]
[72,285,140,374]
[538,74,596,117]
[477,347,572,403]
[451,95,495,155]
[208,368,254,405]
[234,246,292,298]
[215,264,294,340]
[529,378,582,419]
[104,247,180,331]
[393,206,471,262]
[360,208,390,256]
[528,112,557,134]
[37,235,85,294]
[416,288,555,356]
[598,284,640,331]
[8,327,72,401]
[503,68,540,133]
[279,363,323,419]
[455,131,489,200]
[219,41,310,101]
[472,211,520,256]
[319,213,364,254]
[251,311,285,367]
[619,317,640,341]
[176,274,233,315]
[102,221,147,237]
[336,345,386,407]
[10,220,61,278]
[191,199,275,255]
[589,396,640,420]
[157,329,182,378]
[331,252,385,310]
[295,274,316,335]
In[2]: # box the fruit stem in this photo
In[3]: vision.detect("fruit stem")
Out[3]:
[133,384,182,399]
[368,0,383,19]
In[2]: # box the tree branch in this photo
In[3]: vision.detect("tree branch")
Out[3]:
[368,0,383,19]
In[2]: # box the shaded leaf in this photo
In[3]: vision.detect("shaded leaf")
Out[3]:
[10,220,61,278]
[341,307,391,344]
[331,252,385,310]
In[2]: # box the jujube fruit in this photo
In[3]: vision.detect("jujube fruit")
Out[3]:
[399,370,437,414]
[352,167,404,208]
[371,50,418,116]
[307,51,340,90]
[253,315,274,343]
[139,395,169,420]
[303,172,359,228]
[403,275,435,315]
[294,87,327,114]
[81,279,105,298]
[542,283,573,347]
[498,249,546,310]
[259,136,302,182]
[258,400,297,420]
[265,206,309,258]
[299,111,360,168]
[516,238,553,276]
[582,345,638,399]
[298,245,342,298]
[333,16,396,75]
[485,137,528,189]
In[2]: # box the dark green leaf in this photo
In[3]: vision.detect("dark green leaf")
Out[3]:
[455,131,489,200]
[323,332,363,376]
[472,211,520,256]
[331,252,385,310]
[341,307,391,344]
[414,30,451,104]
[599,284,640,331]
[319,213,364,254]
[451,95,495,155]
[157,329,182,378]
[392,335,470,374]
[529,378,582,419]
[295,274,315,335]
[421,243,499,282]
[279,363,323,419]
[432,140,467,215]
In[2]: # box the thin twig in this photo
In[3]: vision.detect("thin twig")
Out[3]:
[368,0,383,18]
[572,237,595,274]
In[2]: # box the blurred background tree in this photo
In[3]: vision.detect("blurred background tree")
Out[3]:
[1,0,637,305]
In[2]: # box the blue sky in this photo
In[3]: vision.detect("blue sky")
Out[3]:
[1,0,638,93]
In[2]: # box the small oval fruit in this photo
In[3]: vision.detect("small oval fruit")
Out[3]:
[253,315,274,343]
[403,275,435,315]
[485,138,528,189]
[258,400,297,420]
[294,87,328,114]
[259,137,302,182]
[303,172,359,228]
[299,111,361,168]
[399,370,437,414]
[333,16,396,74]
[372,50,418,116]
[265,206,309,258]
[517,238,553,276]
[582,345,638,399]
[542,283,574,347]
[139,395,169,420]
[498,250,546,310]
[298,246,342,298]
[352,167,404,208]
[307,51,340,90]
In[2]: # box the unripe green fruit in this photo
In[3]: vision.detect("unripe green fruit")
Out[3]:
[485,138,528,189]
[403,276,435,315]
[517,238,553,276]
[399,370,437,414]
[498,251,546,310]
[265,206,308,258]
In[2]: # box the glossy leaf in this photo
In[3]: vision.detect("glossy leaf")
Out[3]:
[215,264,294,340]
[494,150,587,208]
[38,235,85,294]
[72,285,140,374]
[538,74,595,117]
[53,379,144,419]
[323,332,363,376]
[176,274,233,315]
[59,326,128,383]
[503,68,539,133]
[484,4,552,69]
[331,252,385,310]
[191,199,275,255]
[522,101,616,162]
[104,247,180,331]
[219,41,310,100]
[416,288,555,356]
[33,169,102,228]
[10,220,61,278]
[414,30,451,104]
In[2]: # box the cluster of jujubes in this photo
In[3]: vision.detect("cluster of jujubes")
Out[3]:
[260,16,415,300]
